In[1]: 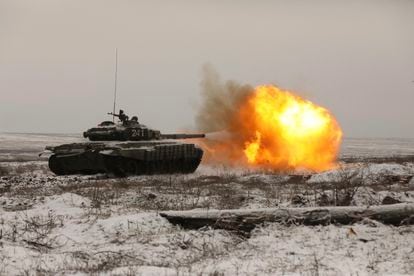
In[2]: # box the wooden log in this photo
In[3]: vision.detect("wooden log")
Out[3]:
[160,203,414,233]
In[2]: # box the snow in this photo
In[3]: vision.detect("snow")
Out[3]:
[340,137,414,158]
[0,133,414,275]
[308,163,414,184]
[1,189,414,275]
[0,133,83,162]
[409,176,414,188]
[366,163,414,175]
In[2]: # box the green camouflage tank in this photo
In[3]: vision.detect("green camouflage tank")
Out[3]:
[45,110,205,176]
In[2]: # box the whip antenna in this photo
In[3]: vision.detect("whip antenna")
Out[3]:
[112,48,118,122]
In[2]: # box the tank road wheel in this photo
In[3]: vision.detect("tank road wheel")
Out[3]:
[102,156,126,177]
[157,160,165,174]
[182,159,194,174]
[102,156,144,177]
[48,155,66,175]
[185,158,202,173]
[183,159,191,173]
[167,160,174,173]
[147,161,156,175]
[125,159,139,175]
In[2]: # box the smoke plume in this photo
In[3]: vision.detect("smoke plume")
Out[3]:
[196,65,253,133]
[194,65,255,166]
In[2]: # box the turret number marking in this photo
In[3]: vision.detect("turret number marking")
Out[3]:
[131,129,141,137]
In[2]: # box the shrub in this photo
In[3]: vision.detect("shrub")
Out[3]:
[0,165,10,176]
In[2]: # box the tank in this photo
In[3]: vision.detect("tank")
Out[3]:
[44,110,205,176]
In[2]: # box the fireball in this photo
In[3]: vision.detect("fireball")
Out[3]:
[198,84,343,172]
[239,85,342,171]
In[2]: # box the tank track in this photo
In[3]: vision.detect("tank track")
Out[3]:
[102,155,202,176]
[48,152,106,175]
[48,150,203,176]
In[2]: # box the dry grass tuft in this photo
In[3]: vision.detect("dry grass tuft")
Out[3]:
[0,164,11,176]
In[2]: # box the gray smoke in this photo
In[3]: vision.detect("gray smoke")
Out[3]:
[195,65,254,133]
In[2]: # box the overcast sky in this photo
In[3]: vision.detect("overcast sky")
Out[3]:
[1,0,413,137]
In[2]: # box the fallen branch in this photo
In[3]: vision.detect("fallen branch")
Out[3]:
[160,203,414,233]
[22,239,53,252]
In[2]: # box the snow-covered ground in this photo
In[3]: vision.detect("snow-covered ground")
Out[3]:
[340,137,414,158]
[0,133,414,275]
[0,133,83,162]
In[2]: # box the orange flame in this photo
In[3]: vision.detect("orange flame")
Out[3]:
[198,85,343,172]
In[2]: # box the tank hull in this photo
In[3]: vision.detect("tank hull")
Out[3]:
[47,141,203,176]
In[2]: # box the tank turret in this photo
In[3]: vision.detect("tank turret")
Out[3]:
[45,110,205,176]
[83,110,205,142]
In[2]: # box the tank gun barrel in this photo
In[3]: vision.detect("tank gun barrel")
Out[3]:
[160,133,205,139]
